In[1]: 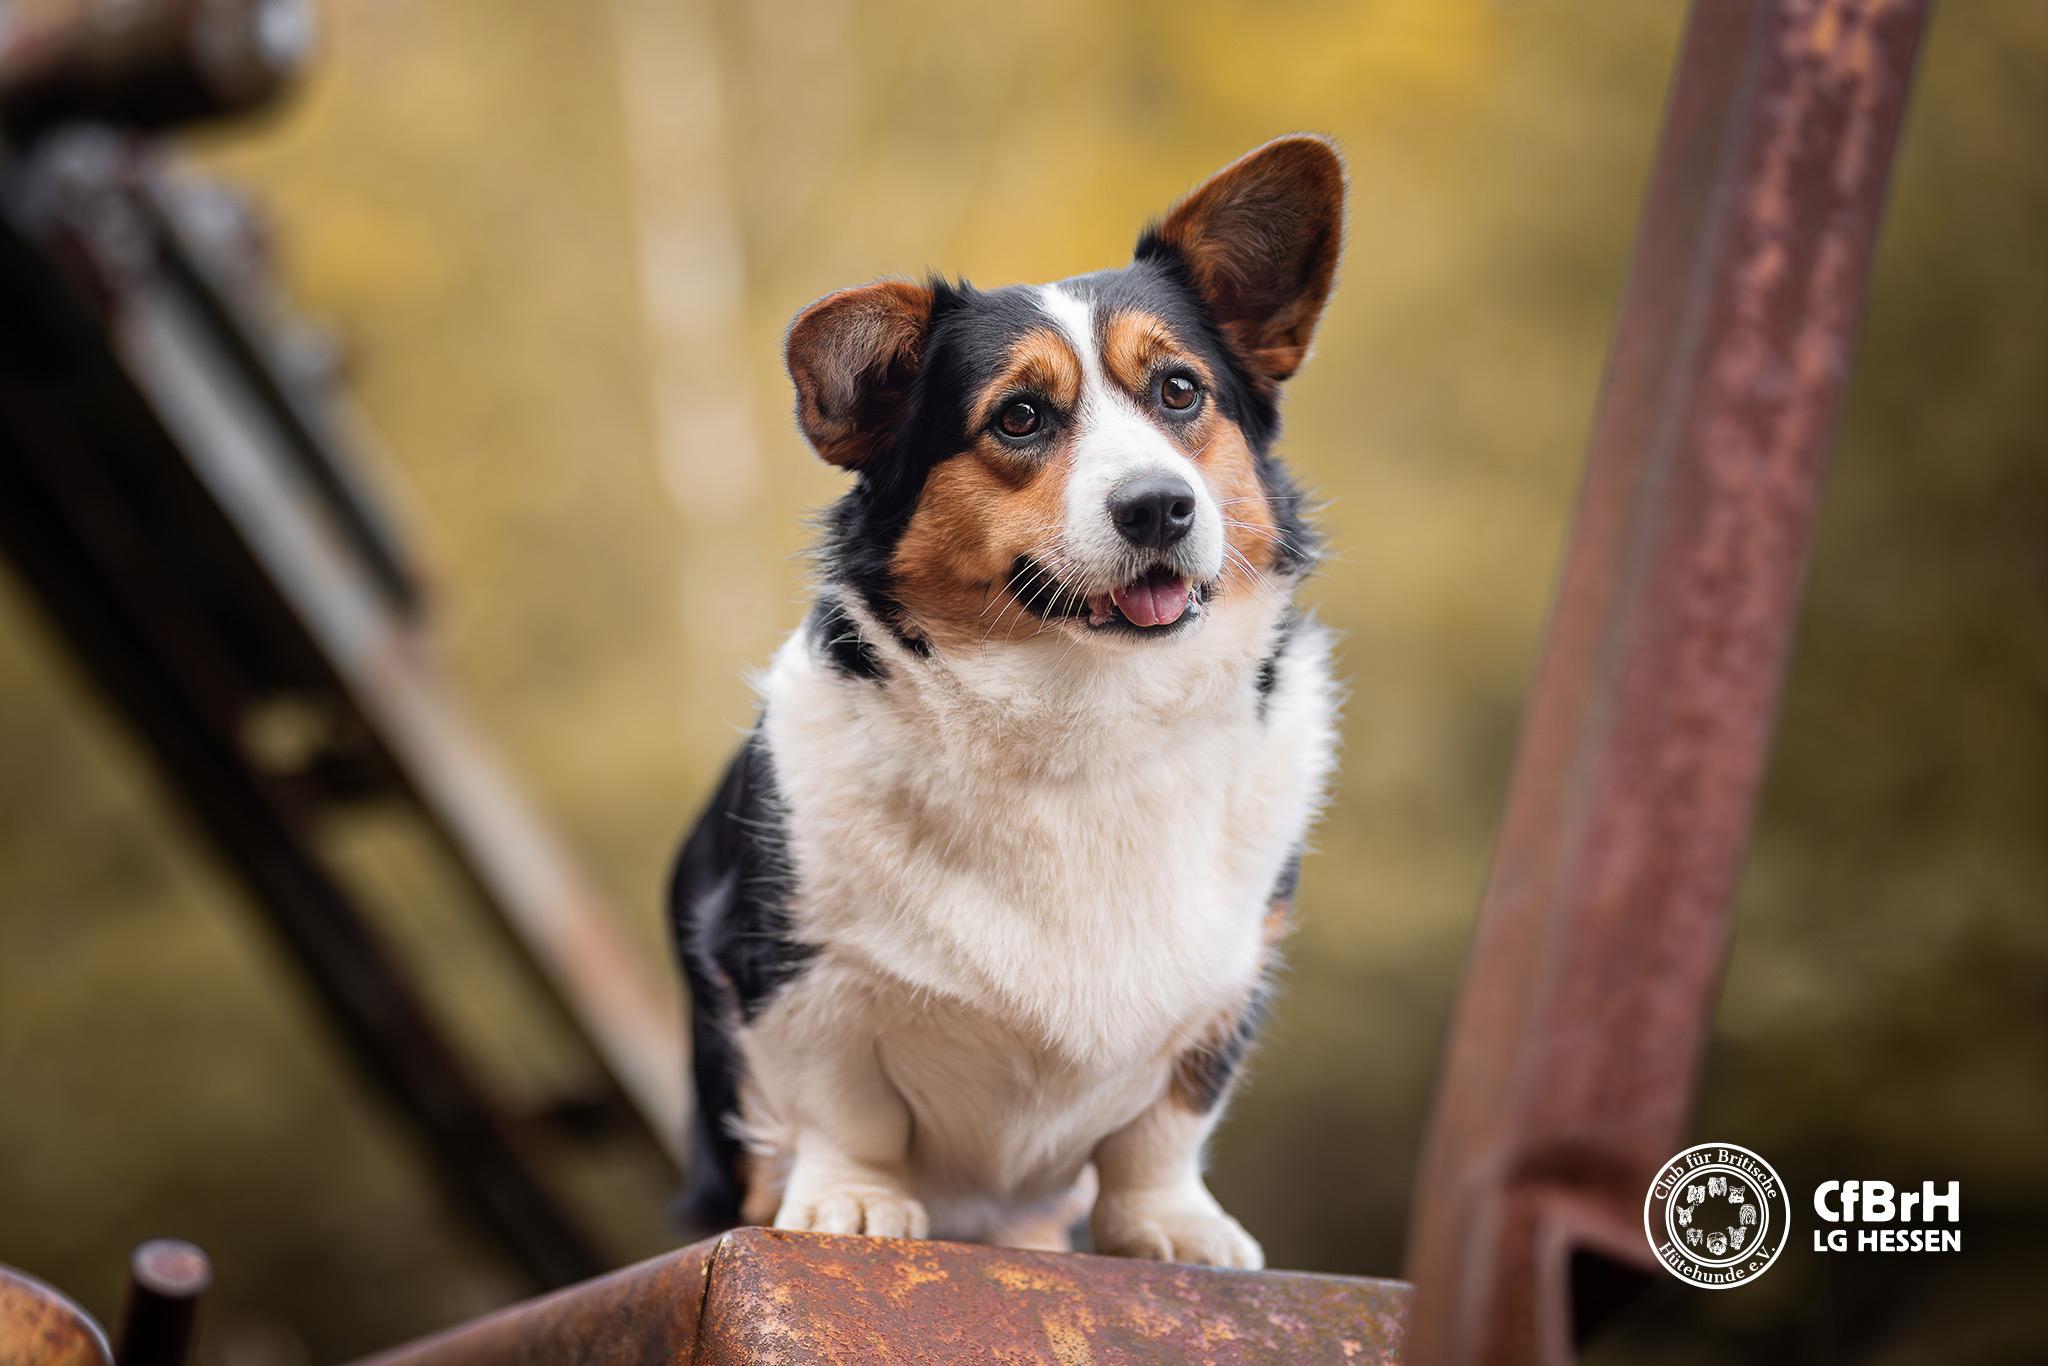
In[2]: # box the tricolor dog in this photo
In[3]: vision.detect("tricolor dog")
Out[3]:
[670,135,1344,1267]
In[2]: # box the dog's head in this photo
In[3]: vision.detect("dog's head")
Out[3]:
[789,136,1343,658]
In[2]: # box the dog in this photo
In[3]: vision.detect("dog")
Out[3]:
[669,135,1345,1268]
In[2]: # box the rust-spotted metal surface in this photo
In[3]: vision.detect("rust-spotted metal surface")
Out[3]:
[696,1230,1408,1365]
[1404,1,1928,1363]
[363,1229,1410,1365]
[0,1265,113,1366]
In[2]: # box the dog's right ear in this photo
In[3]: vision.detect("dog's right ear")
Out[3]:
[784,280,933,469]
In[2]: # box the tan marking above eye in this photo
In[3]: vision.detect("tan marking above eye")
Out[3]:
[1099,310,1213,399]
[971,329,1083,431]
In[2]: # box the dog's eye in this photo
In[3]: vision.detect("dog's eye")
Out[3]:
[1159,372,1201,412]
[997,400,1041,439]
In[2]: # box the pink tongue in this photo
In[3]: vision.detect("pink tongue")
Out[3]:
[1110,576,1189,628]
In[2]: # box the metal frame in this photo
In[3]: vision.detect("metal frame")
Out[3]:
[1,0,681,1289]
[1404,1,1930,1359]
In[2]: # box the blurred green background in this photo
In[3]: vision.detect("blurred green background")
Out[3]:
[2,1,2043,1362]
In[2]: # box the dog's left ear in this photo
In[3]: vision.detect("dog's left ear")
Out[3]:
[1139,135,1345,387]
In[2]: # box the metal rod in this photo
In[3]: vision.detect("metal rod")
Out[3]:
[1403,1,1929,1361]
[114,1241,210,1366]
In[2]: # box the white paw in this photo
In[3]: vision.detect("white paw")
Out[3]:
[774,1185,929,1240]
[1094,1192,1264,1269]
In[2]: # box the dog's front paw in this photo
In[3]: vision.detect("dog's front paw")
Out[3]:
[1093,1190,1264,1269]
[774,1185,929,1240]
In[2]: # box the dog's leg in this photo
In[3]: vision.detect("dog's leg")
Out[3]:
[767,1034,928,1240]
[1091,1095,1263,1269]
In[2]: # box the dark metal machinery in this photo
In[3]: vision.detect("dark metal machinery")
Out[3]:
[0,0,681,1290]
[0,0,1931,1360]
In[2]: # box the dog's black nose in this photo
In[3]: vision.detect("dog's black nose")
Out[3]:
[1109,475,1198,550]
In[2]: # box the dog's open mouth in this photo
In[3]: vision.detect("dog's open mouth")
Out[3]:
[1086,567,1193,630]
[1006,555,1210,636]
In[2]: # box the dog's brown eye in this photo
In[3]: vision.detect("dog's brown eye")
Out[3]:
[1160,373,1200,411]
[997,401,1041,439]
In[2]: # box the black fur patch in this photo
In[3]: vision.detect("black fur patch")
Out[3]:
[809,595,887,681]
[1177,989,1268,1114]
[668,729,812,1226]
[1271,849,1304,907]
[1254,611,1298,717]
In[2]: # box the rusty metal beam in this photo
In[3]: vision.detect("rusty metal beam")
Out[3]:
[1403,1,1929,1361]
[360,1228,1414,1365]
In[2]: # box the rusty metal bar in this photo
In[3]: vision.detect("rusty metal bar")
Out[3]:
[113,1241,210,1366]
[1403,1,1929,1361]
[360,1228,1414,1365]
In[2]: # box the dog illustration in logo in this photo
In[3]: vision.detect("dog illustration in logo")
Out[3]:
[1687,1184,1706,1205]
[1729,1225,1748,1251]
[1677,1203,1694,1227]
[1709,1176,1727,1197]
[1740,1203,1757,1226]
[1728,1184,1747,1205]
[1707,1232,1729,1256]
[1686,1228,1703,1248]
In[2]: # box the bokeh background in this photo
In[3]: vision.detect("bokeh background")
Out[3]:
[3,1,2043,1362]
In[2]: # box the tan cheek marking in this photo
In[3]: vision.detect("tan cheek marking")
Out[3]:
[1262,892,1294,947]
[1192,423,1283,588]
[971,329,1083,429]
[890,447,1074,648]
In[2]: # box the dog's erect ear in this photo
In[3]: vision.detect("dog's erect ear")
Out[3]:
[1141,135,1345,387]
[785,280,933,469]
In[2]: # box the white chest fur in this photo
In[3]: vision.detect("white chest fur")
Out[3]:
[746,594,1336,1206]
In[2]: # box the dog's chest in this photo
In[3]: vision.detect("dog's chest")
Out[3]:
[766,635,1328,1070]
